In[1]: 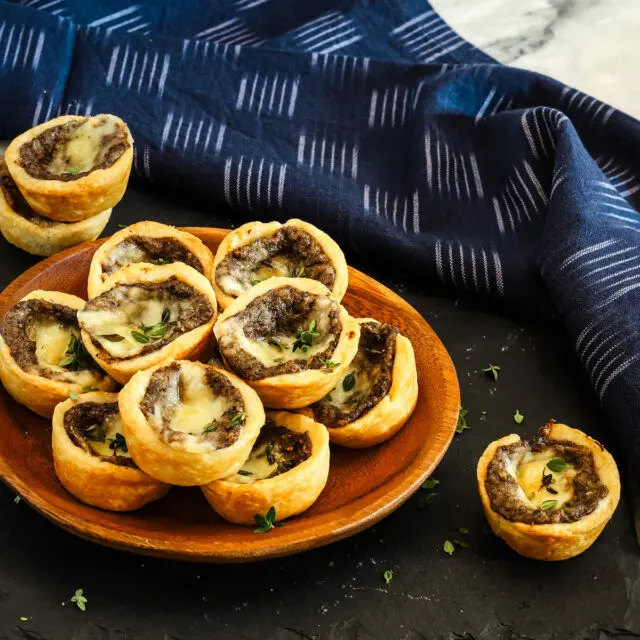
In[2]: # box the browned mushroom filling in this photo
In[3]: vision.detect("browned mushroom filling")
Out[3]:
[0,298,104,385]
[228,419,312,483]
[313,322,397,428]
[64,401,135,468]
[216,285,342,380]
[140,362,245,448]
[485,425,609,524]
[215,226,336,297]
[77,277,214,361]
[101,236,204,277]
[19,115,130,181]
[0,158,61,226]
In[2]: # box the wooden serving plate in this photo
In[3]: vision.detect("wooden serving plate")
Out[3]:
[0,227,460,562]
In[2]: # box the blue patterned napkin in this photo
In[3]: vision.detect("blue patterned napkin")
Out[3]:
[2,0,640,473]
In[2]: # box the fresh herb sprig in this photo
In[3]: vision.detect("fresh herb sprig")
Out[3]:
[108,433,128,455]
[383,570,393,584]
[321,359,340,369]
[132,309,172,344]
[292,320,320,353]
[254,506,282,533]
[456,407,469,433]
[482,364,501,381]
[59,335,91,371]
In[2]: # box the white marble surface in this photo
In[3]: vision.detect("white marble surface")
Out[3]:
[431,0,640,120]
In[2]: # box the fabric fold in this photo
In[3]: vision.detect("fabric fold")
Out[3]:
[2,0,640,471]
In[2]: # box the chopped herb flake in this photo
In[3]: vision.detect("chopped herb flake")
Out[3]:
[443,540,455,556]
[238,470,253,476]
[383,569,393,584]
[547,458,568,472]
[13,495,21,505]
[320,359,340,369]
[342,372,356,392]
[69,391,80,401]
[70,589,87,612]
[513,409,524,424]
[540,499,557,511]
[422,478,439,490]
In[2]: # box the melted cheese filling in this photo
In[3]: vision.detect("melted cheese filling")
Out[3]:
[147,364,235,439]
[324,362,375,409]
[228,441,279,484]
[78,289,187,359]
[86,413,132,459]
[48,115,122,176]
[27,318,99,385]
[506,449,577,511]
[103,241,148,278]
[223,296,337,368]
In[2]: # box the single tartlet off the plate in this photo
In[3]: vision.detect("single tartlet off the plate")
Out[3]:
[0,158,111,257]
[119,361,264,486]
[5,114,133,222]
[202,410,330,525]
[212,219,348,309]
[87,220,214,297]
[304,318,418,448]
[52,391,170,511]
[78,262,217,384]
[477,421,620,561]
[0,290,116,418]
[214,277,360,409]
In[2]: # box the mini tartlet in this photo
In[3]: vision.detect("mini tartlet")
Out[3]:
[202,410,330,525]
[214,277,360,409]
[119,360,265,486]
[5,114,133,222]
[0,158,111,257]
[87,221,214,297]
[212,219,348,309]
[78,262,217,384]
[52,391,170,511]
[305,318,418,448]
[477,422,620,561]
[0,290,116,418]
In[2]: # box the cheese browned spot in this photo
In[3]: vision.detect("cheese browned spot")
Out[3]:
[19,115,130,182]
[484,427,609,524]
[139,362,245,449]
[226,419,312,484]
[64,400,136,467]
[215,226,336,297]
[78,278,214,360]
[217,285,342,380]
[0,298,103,385]
[313,321,398,427]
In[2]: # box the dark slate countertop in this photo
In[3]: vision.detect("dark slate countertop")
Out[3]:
[0,183,638,640]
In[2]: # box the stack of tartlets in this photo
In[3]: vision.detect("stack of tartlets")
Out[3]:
[0,114,133,256]
[0,213,419,527]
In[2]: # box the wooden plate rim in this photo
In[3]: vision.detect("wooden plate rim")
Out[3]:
[0,227,460,562]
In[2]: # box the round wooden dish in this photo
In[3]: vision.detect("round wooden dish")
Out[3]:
[0,227,460,562]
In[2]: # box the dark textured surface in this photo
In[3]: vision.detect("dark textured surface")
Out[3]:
[0,182,638,639]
